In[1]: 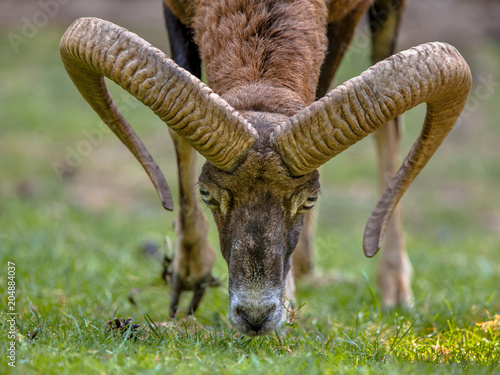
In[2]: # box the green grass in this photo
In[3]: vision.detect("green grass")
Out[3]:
[1,24,499,374]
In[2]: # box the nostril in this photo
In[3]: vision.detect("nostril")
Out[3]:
[241,314,266,332]
[234,303,278,332]
[235,306,244,317]
[247,321,263,332]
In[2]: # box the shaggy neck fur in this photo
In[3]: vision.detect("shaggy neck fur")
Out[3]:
[193,0,327,116]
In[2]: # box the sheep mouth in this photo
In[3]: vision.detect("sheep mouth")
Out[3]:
[229,289,284,336]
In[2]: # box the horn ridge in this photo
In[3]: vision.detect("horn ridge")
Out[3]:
[271,42,472,256]
[60,17,258,209]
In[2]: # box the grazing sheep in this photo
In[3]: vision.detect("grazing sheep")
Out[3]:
[60,0,471,336]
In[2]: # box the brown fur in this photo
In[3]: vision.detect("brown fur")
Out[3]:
[192,0,327,113]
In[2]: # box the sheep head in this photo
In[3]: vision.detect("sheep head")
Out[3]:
[60,18,471,336]
[198,112,320,335]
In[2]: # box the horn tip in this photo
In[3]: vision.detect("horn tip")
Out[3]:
[363,228,383,257]
[363,243,381,258]
[162,199,174,211]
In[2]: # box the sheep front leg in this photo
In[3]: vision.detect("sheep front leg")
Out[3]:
[293,0,371,280]
[168,130,217,317]
[163,3,217,317]
[317,0,372,97]
[369,0,412,308]
[295,0,371,279]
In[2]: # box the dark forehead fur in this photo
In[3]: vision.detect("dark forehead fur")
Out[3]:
[199,112,319,194]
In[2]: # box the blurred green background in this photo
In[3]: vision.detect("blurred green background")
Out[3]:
[0,0,499,372]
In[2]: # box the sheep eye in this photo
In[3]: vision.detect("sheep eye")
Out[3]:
[303,196,317,210]
[199,187,215,205]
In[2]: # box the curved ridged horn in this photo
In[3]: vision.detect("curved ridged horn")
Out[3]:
[271,42,472,257]
[60,17,258,211]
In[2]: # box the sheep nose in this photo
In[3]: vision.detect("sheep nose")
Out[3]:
[234,303,278,333]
